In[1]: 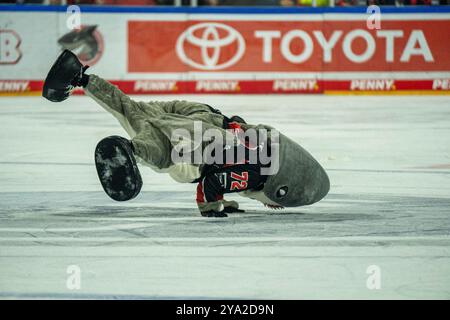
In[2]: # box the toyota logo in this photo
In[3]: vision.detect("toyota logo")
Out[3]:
[176,22,245,71]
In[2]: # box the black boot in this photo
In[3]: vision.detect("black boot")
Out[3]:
[95,136,143,202]
[42,50,89,102]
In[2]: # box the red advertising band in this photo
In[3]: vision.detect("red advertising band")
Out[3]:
[0,79,449,96]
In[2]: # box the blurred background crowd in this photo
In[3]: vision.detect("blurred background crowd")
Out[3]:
[0,0,448,6]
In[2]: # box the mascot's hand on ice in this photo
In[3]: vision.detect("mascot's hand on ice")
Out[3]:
[197,199,245,218]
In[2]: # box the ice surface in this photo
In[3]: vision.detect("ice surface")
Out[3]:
[0,95,449,299]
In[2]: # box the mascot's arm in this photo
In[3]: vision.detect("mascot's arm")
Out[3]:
[195,165,264,217]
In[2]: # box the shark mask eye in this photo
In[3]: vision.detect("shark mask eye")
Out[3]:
[276,186,288,198]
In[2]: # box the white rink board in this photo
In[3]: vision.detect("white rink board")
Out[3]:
[1,11,450,81]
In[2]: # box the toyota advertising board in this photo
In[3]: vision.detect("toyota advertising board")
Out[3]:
[128,20,448,73]
[0,6,449,95]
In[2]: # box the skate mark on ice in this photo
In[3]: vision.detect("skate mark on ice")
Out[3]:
[328,168,450,175]
[0,223,157,233]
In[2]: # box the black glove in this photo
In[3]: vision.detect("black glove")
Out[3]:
[223,206,245,213]
[201,210,228,218]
